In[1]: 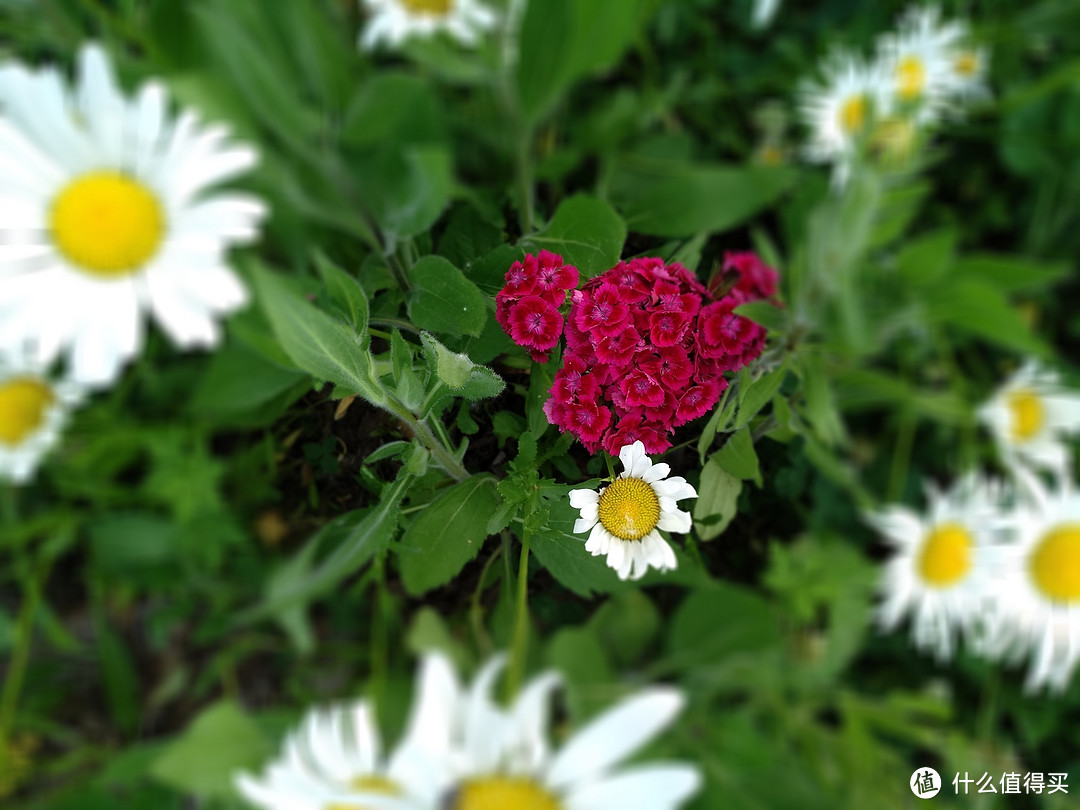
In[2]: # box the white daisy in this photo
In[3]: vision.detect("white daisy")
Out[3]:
[569,441,697,581]
[411,651,701,810]
[876,5,968,123]
[799,51,892,187]
[234,693,445,810]
[865,473,1009,661]
[0,347,83,484]
[359,0,497,50]
[0,44,266,388]
[945,43,991,104]
[993,472,1080,692]
[976,360,1080,477]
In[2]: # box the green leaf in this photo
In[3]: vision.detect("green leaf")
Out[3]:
[316,251,370,333]
[611,159,798,237]
[894,228,956,287]
[94,608,141,735]
[343,72,445,147]
[522,194,626,278]
[694,454,742,541]
[438,203,504,270]
[952,253,1071,293]
[590,591,662,667]
[399,475,499,595]
[250,260,386,405]
[150,702,270,800]
[189,342,306,419]
[408,255,488,337]
[515,0,653,123]
[367,146,454,239]
[666,583,782,667]
[241,474,412,625]
[925,278,1051,357]
[88,513,178,573]
[390,329,424,411]
[733,362,789,430]
[716,428,762,487]
[546,626,614,722]
[732,300,787,333]
[797,352,847,446]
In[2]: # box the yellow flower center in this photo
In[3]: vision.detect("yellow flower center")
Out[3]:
[399,0,454,15]
[0,376,55,447]
[954,51,978,77]
[597,477,661,541]
[896,55,926,100]
[450,777,563,810]
[758,144,784,166]
[1029,525,1080,603]
[1007,388,1045,442]
[327,775,401,810]
[50,170,165,278]
[838,94,867,135]
[917,522,972,587]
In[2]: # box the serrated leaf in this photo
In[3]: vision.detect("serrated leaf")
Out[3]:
[399,475,499,595]
[408,255,487,337]
[522,194,626,278]
[419,332,506,401]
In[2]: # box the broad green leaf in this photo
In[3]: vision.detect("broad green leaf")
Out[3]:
[733,362,789,430]
[316,252,370,333]
[438,203,504,270]
[733,300,787,333]
[693,455,742,541]
[666,583,782,667]
[952,253,1071,293]
[611,158,798,237]
[189,343,307,419]
[798,352,847,446]
[390,329,424,410]
[715,428,762,487]
[399,475,499,595]
[925,278,1051,357]
[516,0,653,123]
[150,702,270,800]
[522,194,627,278]
[343,72,445,147]
[250,260,386,405]
[408,255,487,337]
[88,513,178,573]
[894,228,956,287]
[546,626,615,722]
[590,591,662,667]
[363,147,454,239]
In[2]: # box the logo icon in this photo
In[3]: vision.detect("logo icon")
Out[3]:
[911,767,942,798]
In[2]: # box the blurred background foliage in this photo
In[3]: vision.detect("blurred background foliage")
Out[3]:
[1,0,1080,807]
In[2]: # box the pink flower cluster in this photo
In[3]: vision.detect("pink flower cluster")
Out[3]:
[495,250,579,363]
[497,251,778,455]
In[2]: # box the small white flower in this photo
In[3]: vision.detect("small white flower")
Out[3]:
[0,347,83,484]
[992,472,1080,692]
[234,691,446,810]
[410,651,702,810]
[876,5,968,124]
[976,360,1080,476]
[569,441,697,581]
[799,51,892,187]
[945,43,991,105]
[0,44,266,388]
[359,0,497,51]
[865,473,1009,661]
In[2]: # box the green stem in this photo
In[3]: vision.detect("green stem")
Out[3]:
[408,417,469,482]
[370,317,421,334]
[506,527,531,700]
[0,555,51,772]
[369,554,389,709]
[470,546,503,655]
[887,412,916,502]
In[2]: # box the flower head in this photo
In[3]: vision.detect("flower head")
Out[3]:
[0,348,83,484]
[991,471,1080,692]
[865,473,1009,661]
[411,651,702,810]
[976,360,1080,476]
[359,0,497,50]
[0,44,265,387]
[569,441,697,581]
[496,251,578,363]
